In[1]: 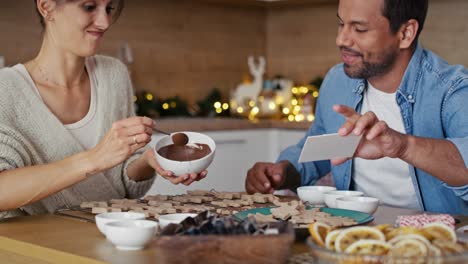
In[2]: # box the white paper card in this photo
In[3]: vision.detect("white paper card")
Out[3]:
[299,133,362,163]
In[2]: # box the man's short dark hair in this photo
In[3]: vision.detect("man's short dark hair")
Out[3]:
[382,0,429,49]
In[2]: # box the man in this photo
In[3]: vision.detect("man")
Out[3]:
[245,0,468,214]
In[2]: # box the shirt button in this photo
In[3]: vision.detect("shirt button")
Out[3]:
[408,95,413,100]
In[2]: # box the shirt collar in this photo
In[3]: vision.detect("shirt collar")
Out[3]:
[397,42,424,103]
[352,79,367,94]
[352,43,424,104]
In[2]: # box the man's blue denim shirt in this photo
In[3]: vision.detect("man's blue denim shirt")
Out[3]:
[278,44,468,214]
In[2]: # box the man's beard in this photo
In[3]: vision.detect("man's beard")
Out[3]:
[342,47,398,80]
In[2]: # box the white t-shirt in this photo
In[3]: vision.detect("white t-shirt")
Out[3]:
[353,82,420,210]
[14,58,100,150]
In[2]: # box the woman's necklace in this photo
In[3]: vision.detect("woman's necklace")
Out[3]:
[32,59,84,89]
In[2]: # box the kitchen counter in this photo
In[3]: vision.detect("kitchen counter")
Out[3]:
[154,117,311,132]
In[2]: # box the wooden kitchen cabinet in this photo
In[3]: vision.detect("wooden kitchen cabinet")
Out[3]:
[147,129,305,195]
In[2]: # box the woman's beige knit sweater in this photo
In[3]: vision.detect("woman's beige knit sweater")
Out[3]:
[0,55,155,218]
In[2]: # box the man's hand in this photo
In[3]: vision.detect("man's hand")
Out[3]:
[245,161,291,194]
[331,105,408,165]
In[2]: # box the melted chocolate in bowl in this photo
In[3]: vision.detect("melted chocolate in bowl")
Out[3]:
[157,143,211,161]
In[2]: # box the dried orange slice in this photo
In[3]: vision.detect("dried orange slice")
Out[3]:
[375,223,393,234]
[427,244,442,257]
[344,239,391,255]
[386,226,421,240]
[324,229,342,250]
[432,239,465,255]
[420,222,456,242]
[389,238,429,257]
[335,226,385,252]
[308,222,331,247]
[388,234,432,248]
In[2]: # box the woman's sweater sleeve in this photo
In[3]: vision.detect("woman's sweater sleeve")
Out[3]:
[117,61,156,198]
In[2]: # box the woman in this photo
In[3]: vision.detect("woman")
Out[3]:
[0,0,206,218]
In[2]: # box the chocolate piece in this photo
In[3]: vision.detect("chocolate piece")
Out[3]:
[171,133,189,146]
[158,143,211,161]
[160,211,284,236]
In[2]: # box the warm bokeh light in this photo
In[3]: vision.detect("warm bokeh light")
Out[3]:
[229,83,319,123]
[268,102,276,110]
[145,93,154,101]
[293,105,301,114]
[251,107,260,115]
[295,114,305,122]
[162,103,169,110]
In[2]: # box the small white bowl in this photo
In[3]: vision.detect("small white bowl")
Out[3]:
[297,186,337,205]
[335,196,380,215]
[105,220,158,251]
[158,213,197,229]
[324,190,364,208]
[153,131,216,176]
[95,212,146,235]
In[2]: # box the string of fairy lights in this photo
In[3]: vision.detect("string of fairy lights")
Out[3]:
[134,84,319,122]
[222,85,320,122]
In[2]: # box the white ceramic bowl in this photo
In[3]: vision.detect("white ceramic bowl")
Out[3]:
[95,212,146,235]
[153,131,216,176]
[158,213,197,229]
[105,220,158,250]
[324,190,364,208]
[335,196,380,215]
[296,186,337,205]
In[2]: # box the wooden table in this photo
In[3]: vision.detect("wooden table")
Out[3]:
[0,206,466,264]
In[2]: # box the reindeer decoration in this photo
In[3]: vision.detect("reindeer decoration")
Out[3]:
[233,56,266,106]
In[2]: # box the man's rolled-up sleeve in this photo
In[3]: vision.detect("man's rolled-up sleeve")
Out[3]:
[446,137,468,200]
[443,84,468,200]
